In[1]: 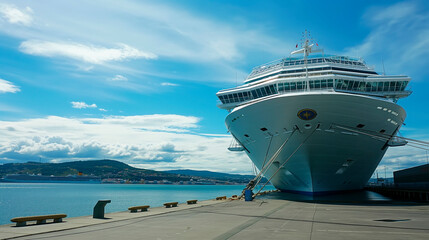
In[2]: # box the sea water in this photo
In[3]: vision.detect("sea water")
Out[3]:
[0,183,274,225]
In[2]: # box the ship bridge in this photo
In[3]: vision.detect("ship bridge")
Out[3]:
[217,43,411,110]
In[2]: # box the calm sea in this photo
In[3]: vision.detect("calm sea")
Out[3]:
[0,183,274,225]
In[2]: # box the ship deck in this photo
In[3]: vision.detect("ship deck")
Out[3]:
[1,195,429,240]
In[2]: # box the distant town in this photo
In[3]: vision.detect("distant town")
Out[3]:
[0,159,264,185]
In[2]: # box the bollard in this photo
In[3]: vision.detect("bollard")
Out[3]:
[244,189,253,201]
[93,200,111,219]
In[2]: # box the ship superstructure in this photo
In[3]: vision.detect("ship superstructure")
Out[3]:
[217,33,411,194]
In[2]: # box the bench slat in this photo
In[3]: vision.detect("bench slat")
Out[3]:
[128,205,150,212]
[11,214,67,227]
[187,200,198,204]
[164,202,179,208]
[11,214,67,222]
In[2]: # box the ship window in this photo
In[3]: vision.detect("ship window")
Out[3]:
[383,82,389,91]
[228,94,234,103]
[340,80,349,90]
[260,87,267,96]
[260,127,268,131]
[251,90,257,99]
[351,81,358,91]
[223,96,229,104]
[347,80,353,90]
[265,86,271,95]
[238,92,244,102]
[380,129,386,133]
[278,83,284,92]
[244,91,251,100]
[356,124,365,128]
[230,94,236,103]
[244,134,249,137]
[395,82,401,91]
[377,82,383,91]
[327,79,334,87]
[401,81,407,91]
[358,81,365,92]
[365,82,372,92]
[389,81,396,91]
[269,85,277,94]
[368,82,377,92]
[321,79,327,88]
[315,80,321,89]
[284,82,290,91]
[290,82,296,90]
[219,96,224,104]
[256,88,262,97]
[336,79,344,89]
[230,93,236,102]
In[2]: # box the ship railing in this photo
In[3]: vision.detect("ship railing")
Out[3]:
[217,83,412,109]
[247,60,374,80]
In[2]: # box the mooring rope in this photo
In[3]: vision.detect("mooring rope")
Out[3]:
[253,127,317,197]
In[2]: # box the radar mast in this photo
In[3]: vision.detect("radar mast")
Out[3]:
[291,30,323,91]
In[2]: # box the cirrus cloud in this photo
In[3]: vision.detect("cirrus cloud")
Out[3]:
[71,101,97,109]
[0,78,20,93]
[345,1,429,79]
[19,40,157,64]
[161,82,179,87]
[0,4,33,26]
[111,74,128,81]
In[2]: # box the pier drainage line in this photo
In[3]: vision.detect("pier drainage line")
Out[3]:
[253,127,317,198]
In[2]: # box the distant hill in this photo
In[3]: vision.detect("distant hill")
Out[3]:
[0,160,255,184]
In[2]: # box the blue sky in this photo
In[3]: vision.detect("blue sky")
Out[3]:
[0,0,428,176]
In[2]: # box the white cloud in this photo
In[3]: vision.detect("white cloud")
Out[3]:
[0,114,426,175]
[161,82,179,87]
[71,101,97,109]
[19,40,157,64]
[0,78,20,93]
[345,1,429,78]
[0,4,33,26]
[98,108,107,112]
[0,115,252,174]
[111,74,128,81]
[0,1,287,85]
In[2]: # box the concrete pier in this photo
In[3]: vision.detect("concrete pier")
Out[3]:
[1,198,429,240]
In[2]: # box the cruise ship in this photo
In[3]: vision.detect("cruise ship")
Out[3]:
[216,35,411,194]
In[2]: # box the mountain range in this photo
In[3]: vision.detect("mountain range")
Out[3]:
[0,159,255,184]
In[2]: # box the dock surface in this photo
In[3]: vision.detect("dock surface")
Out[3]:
[1,198,429,239]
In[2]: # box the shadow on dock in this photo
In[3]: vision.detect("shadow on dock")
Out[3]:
[256,190,428,205]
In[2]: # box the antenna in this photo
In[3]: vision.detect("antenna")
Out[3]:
[290,30,323,91]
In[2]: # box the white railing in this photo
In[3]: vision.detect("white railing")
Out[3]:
[246,57,374,81]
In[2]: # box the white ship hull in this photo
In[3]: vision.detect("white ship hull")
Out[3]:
[226,92,406,194]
